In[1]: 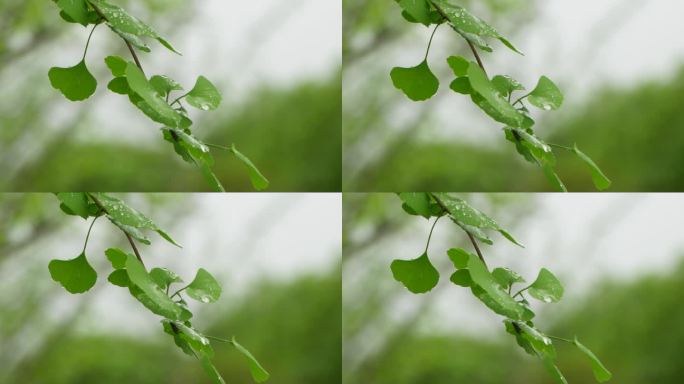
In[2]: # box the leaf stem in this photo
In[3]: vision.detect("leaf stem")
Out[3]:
[548,143,574,152]
[512,93,531,107]
[423,215,442,254]
[170,286,188,299]
[82,23,99,61]
[87,193,146,268]
[512,285,531,298]
[170,92,190,107]
[547,335,574,344]
[466,39,486,75]
[424,24,441,61]
[81,215,100,254]
[205,335,235,344]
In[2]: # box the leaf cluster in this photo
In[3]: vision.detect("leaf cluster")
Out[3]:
[48,192,270,384]
[49,0,269,192]
[390,0,610,191]
[391,193,612,383]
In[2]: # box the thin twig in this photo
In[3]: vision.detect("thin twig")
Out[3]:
[466,40,486,74]
[87,1,144,73]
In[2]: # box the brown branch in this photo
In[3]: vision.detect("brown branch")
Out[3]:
[87,193,146,268]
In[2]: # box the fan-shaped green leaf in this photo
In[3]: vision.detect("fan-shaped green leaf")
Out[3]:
[397,0,433,26]
[231,337,270,383]
[467,63,523,127]
[56,193,91,219]
[150,268,183,290]
[186,76,222,111]
[126,255,182,320]
[231,144,269,191]
[574,337,612,382]
[528,76,563,111]
[528,268,564,303]
[48,60,97,101]
[492,75,525,97]
[492,267,525,289]
[105,248,128,269]
[446,248,470,269]
[104,55,127,77]
[390,60,439,101]
[56,0,92,26]
[446,55,469,77]
[49,252,97,294]
[108,269,130,287]
[88,0,180,54]
[186,268,222,303]
[449,77,472,94]
[391,252,439,294]
[450,269,472,287]
[572,145,611,191]
[150,75,183,98]
[125,63,182,128]
[468,256,524,319]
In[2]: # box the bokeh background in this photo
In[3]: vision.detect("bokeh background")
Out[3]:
[0,0,341,191]
[343,0,684,191]
[0,193,341,383]
[343,193,684,383]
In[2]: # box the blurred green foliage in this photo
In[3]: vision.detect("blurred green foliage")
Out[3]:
[9,271,340,384]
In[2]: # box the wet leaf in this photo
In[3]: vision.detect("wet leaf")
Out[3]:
[49,252,97,294]
[528,76,563,111]
[492,267,525,289]
[126,255,182,320]
[231,337,270,383]
[492,75,525,97]
[125,62,182,127]
[468,63,523,127]
[48,60,97,101]
[56,0,92,26]
[150,267,183,290]
[574,337,612,382]
[88,0,180,54]
[231,144,270,191]
[391,252,439,294]
[186,268,222,303]
[572,145,611,191]
[390,60,439,101]
[150,75,183,98]
[528,268,564,303]
[186,76,221,111]
[468,256,524,319]
[433,193,523,247]
[430,0,522,54]
[92,192,180,247]
[398,193,433,219]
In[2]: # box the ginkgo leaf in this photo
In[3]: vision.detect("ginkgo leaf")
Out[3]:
[231,337,270,383]
[108,77,130,94]
[49,60,97,101]
[56,0,92,26]
[429,0,522,54]
[126,255,183,320]
[492,75,525,97]
[150,75,183,98]
[49,252,97,294]
[104,55,127,77]
[105,248,128,269]
[398,193,433,219]
[450,269,472,287]
[186,76,222,111]
[468,256,524,319]
[150,267,183,290]
[92,192,181,247]
[391,60,439,101]
[492,267,525,289]
[397,0,433,26]
[88,0,180,54]
[449,77,472,95]
[468,63,523,127]
[391,252,439,294]
[231,144,270,191]
[574,337,612,382]
[125,62,182,127]
[446,248,470,269]
[108,269,130,287]
[446,55,469,77]
[572,145,611,191]
[528,76,563,111]
[186,268,222,303]
[56,193,91,219]
[528,268,564,303]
